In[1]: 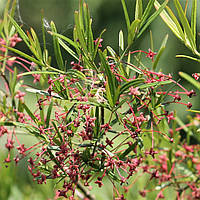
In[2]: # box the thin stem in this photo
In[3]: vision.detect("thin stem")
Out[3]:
[77,182,95,200]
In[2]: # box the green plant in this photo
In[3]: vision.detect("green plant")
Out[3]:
[0,0,199,199]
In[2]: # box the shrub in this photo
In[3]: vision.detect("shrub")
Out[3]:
[0,0,199,199]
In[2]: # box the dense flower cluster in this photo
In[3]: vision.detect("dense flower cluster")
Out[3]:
[0,34,22,73]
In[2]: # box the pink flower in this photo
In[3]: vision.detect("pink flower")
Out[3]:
[192,73,200,80]
[195,163,200,175]
[9,33,22,47]
[145,48,157,61]
[15,91,26,101]
[129,86,141,95]
[94,38,103,47]
[0,38,6,52]
[33,74,40,83]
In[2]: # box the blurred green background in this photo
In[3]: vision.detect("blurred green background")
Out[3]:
[0,0,199,199]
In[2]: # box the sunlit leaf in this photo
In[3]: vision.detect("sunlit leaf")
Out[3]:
[119,30,124,55]
[152,34,168,70]
[50,21,64,70]
[138,0,168,38]
[179,71,200,90]
[191,0,197,43]
[135,0,143,20]
[154,1,184,41]
[128,19,140,46]
[121,0,131,30]
[174,0,196,51]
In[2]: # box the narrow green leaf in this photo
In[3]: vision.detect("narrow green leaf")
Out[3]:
[19,71,59,77]
[66,69,86,80]
[26,30,40,59]
[191,0,197,43]
[174,0,196,50]
[40,104,45,126]
[50,21,64,70]
[176,54,200,63]
[154,1,184,41]
[46,101,53,128]
[113,85,121,106]
[0,121,34,129]
[30,28,42,59]
[121,0,131,30]
[92,29,106,61]
[119,141,137,160]
[10,0,17,19]
[139,80,172,89]
[107,46,118,59]
[138,0,168,38]
[135,0,143,20]
[140,0,155,27]
[79,0,84,32]
[7,0,17,31]
[74,11,88,53]
[94,106,100,138]
[73,27,81,55]
[119,30,124,55]
[128,19,141,46]
[6,45,45,67]
[23,103,38,124]
[105,77,114,108]
[152,34,168,70]
[118,62,127,79]
[2,0,10,36]
[187,109,200,113]
[126,52,131,76]
[49,31,79,49]
[10,67,17,95]
[83,2,94,54]
[150,30,154,51]
[165,6,185,41]
[179,71,200,90]
[120,78,145,95]
[9,16,30,48]
[57,38,79,60]
[99,49,117,98]
[124,61,143,74]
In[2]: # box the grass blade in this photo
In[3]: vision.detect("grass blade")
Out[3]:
[23,103,38,124]
[191,0,197,43]
[152,34,168,70]
[154,1,184,41]
[135,0,143,20]
[74,11,88,54]
[30,28,42,59]
[128,19,141,46]
[6,46,45,67]
[120,78,145,95]
[140,0,155,27]
[46,101,53,128]
[9,16,30,48]
[121,0,131,30]
[99,49,117,101]
[179,71,200,90]
[119,30,124,55]
[138,0,168,38]
[50,21,64,70]
[174,0,196,50]
[57,38,79,60]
